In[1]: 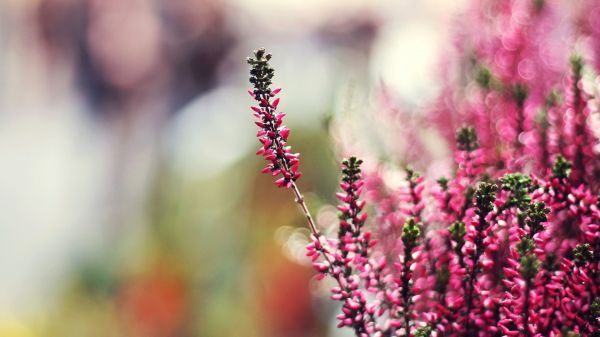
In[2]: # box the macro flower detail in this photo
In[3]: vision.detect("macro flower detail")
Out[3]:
[248,29,600,336]
[247,48,300,189]
[305,157,378,337]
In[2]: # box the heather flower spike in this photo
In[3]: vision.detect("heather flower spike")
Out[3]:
[399,217,421,334]
[247,48,300,189]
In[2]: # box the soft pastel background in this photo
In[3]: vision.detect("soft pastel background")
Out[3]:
[0,0,466,336]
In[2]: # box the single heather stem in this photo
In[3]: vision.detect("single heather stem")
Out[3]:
[291,181,320,236]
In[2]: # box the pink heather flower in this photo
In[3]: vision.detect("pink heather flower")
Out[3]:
[247,48,300,189]
[562,56,599,189]
[306,157,379,337]
[248,4,600,331]
[579,0,600,74]
[498,199,550,337]
[333,157,370,277]
[388,217,424,337]
[427,0,577,177]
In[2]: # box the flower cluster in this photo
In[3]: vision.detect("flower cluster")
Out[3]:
[247,48,300,188]
[428,0,600,181]
[307,157,379,337]
[246,8,600,332]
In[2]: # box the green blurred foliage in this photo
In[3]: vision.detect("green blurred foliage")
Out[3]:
[38,126,339,337]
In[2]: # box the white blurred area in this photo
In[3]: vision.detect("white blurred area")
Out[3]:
[0,0,465,323]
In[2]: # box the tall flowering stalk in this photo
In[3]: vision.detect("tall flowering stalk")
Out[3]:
[248,48,300,189]
[562,56,599,189]
[247,48,322,247]
[498,200,549,337]
[462,181,497,336]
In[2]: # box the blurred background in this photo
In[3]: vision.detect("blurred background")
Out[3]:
[0,0,466,336]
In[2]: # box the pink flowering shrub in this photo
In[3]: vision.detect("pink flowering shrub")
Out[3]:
[245,1,600,334]
[428,0,600,182]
